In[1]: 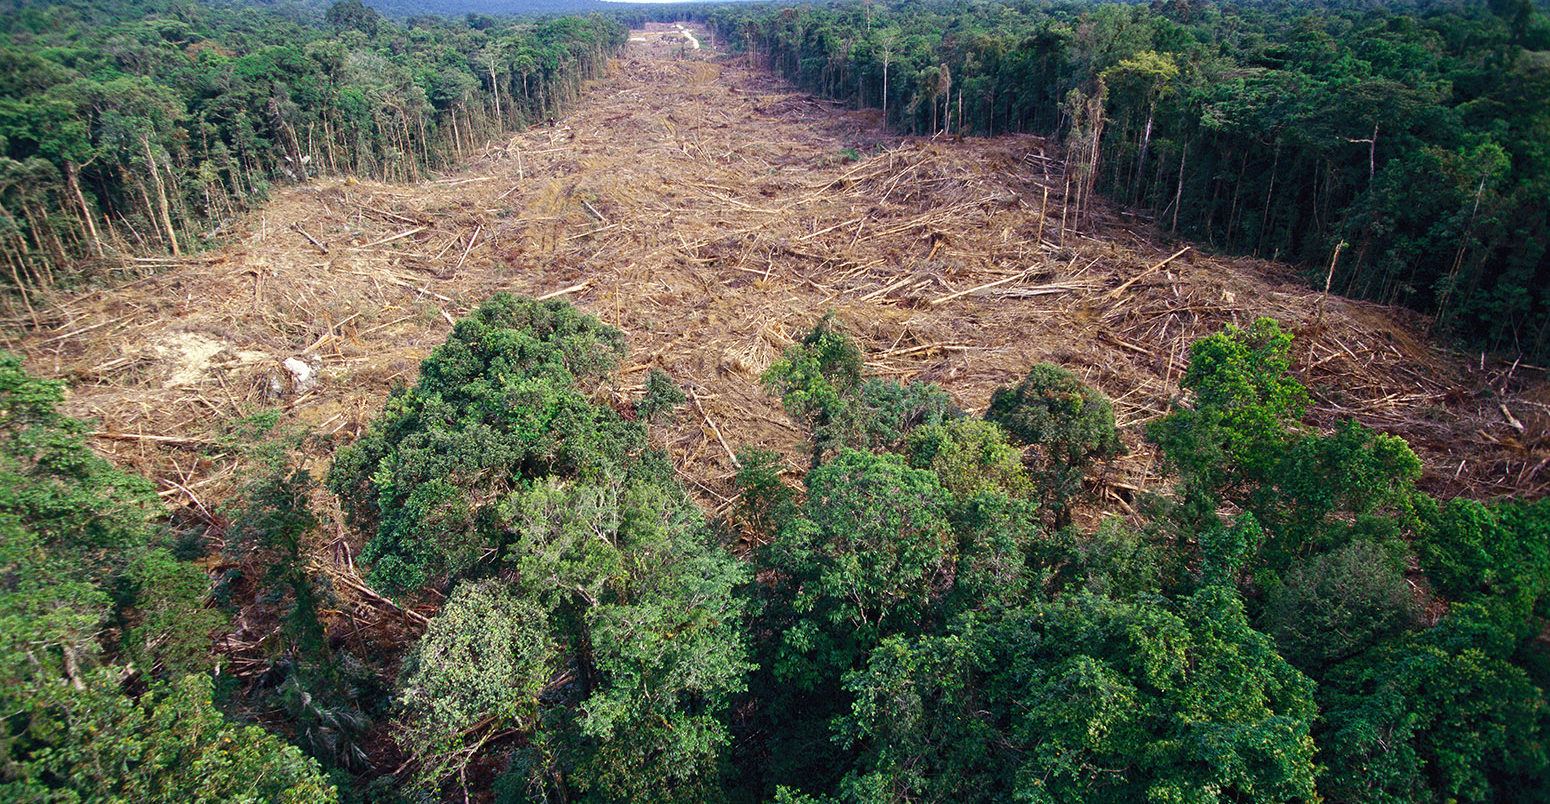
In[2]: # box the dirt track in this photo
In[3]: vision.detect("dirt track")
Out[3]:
[10,24,1549,533]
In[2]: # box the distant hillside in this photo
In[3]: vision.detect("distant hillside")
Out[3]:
[232,0,767,21]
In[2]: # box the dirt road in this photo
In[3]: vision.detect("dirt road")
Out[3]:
[11,25,1545,521]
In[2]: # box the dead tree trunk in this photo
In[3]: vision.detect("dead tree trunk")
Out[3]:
[141,134,180,256]
[64,160,104,258]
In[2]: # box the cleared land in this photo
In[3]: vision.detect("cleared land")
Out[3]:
[9,24,1548,549]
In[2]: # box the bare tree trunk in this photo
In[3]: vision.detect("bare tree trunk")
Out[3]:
[1135,105,1154,205]
[1059,171,1070,245]
[489,58,503,127]
[1432,172,1489,332]
[881,52,890,126]
[1227,152,1247,248]
[1258,145,1280,256]
[1084,102,1104,226]
[64,161,104,258]
[1172,138,1187,235]
[17,202,57,289]
[141,135,180,256]
[7,249,37,327]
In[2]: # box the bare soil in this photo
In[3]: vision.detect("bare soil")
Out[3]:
[9,24,1549,547]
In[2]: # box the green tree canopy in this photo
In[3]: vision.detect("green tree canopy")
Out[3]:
[837,587,1318,804]
[985,363,1123,524]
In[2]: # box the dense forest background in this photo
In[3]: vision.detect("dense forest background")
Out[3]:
[3,0,1550,803]
[702,0,1550,359]
[0,0,621,318]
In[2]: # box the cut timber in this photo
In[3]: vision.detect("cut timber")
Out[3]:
[988,283,1084,298]
[303,311,362,353]
[356,227,426,249]
[1500,403,1526,434]
[1104,246,1190,301]
[1098,331,1156,357]
[434,176,492,187]
[91,431,218,447]
[692,391,740,468]
[798,216,865,242]
[291,223,329,254]
[537,282,590,300]
[859,274,917,302]
[929,270,1030,306]
[451,225,481,275]
[320,563,431,626]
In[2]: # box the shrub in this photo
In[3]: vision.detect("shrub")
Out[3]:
[338,296,752,800]
[733,446,796,539]
[904,419,1032,500]
[1148,318,1309,493]
[764,316,956,467]
[765,449,955,683]
[1261,540,1418,670]
[398,580,553,790]
[985,363,1123,523]
[328,294,644,592]
[637,367,687,423]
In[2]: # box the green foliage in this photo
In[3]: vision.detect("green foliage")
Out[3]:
[0,352,220,688]
[417,292,626,393]
[986,364,1125,463]
[120,548,226,678]
[845,377,958,453]
[1068,517,1164,598]
[1149,319,1308,496]
[904,418,1032,500]
[0,352,335,801]
[763,316,956,466]
[943,491,1042,615]
[399,580,553,790]
[1001,587,1317,804]
[1261,540,1418,670]
[733,446,796,538]
[0,351,159,571]
[766,449,954,685]
[772,787,836,804]
[747,448,956,794]
[762,315,862,459]
[1149,320,1423,582]
[1417,496,1550,618]
[226,465,327,663]
[1249,420,1422,570]
[638,367,687,423]
[837,588,1318,804]
[985,363,1123,522]
[328,294,636,593]
[223,462,385,780]
[337,295,750,801]
[0,671,337,803]
[0,512,107,693]
[491,475,753,804]
[1320,604,1548,802]
[834,631,995,803]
